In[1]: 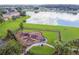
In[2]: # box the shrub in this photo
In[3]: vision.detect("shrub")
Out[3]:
[0,40,23,55]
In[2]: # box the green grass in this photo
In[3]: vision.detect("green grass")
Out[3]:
[29,46,54,55]
[0,16,79,54]
[23,23,79,54]
[0,16,29,38]
[23,23,79,42]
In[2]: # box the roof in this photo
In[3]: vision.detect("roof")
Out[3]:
[2,11,20,20]
[15,32,45,47]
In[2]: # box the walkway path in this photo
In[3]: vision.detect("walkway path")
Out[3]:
[22,42,55,55]
[45,43,55,48]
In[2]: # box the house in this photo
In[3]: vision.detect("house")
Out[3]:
[15,31,46,47]
[2,11,20,21]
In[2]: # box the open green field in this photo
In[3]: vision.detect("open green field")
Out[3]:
[0,16,79,54]
[23,23,79,42]
[0,16,29,38]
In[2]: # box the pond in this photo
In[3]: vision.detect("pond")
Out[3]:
[26,11,79,27]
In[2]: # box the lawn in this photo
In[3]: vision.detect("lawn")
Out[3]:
[0,16,30,38]
[23,30,56,55]
[0,16,79,54]
[29,46,54,55]
[23,23,79,54]
[23,23,79,42]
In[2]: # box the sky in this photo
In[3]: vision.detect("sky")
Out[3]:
[0,0,79,5]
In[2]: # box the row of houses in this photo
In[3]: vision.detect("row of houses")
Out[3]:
[1,9,21,21]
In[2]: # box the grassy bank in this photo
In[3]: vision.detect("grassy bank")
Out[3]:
[0,16,29,38]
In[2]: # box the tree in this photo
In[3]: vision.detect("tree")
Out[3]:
[16,7,26,16]
[53,39,79,55]
[3,29,17,41]
[0,9,4,24]
[0,16,4,24]
[16,7,22,12]
[19,22,24,30]
[20,11,26,16]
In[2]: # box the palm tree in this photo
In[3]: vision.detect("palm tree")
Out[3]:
[52,39,79,55]
[52,40,69,55]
